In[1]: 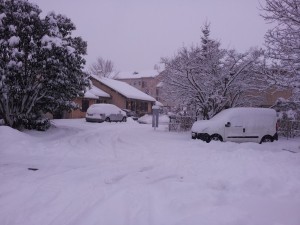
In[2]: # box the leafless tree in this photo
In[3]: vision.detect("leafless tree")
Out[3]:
[88,57,115,78]
[260,0,300,100]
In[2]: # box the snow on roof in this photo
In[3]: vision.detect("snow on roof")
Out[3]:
[156,81,164,87]
[114,70,160,79]
[90,85,110,98]
[155,101,164,107]
[91,75,156,102]
[84,85,110,99]
[84,90,98,99]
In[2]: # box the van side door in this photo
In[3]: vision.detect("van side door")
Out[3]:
[243,119,260,142]
[224,116,246,142]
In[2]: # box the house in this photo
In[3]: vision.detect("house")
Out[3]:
[64,85,110,119]
[114,70,162,100]
[261,88,293,107]
[90,75,156,116]
[64,76,156,119]
[114,70,174,110]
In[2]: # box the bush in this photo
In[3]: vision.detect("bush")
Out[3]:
[23,117,51,131]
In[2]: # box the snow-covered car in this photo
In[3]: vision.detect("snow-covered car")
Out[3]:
[191,107,278,144]
[122,109,139,121]
[86,104,127,123]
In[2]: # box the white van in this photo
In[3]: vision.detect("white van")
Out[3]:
[191,107,278,143]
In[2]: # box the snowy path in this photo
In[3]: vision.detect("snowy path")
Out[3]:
[1,119,300,225]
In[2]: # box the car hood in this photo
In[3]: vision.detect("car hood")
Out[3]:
[191,120,211,132]
[191,119,222,134]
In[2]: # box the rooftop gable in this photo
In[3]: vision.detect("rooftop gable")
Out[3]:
[84,85,110,99]
[91,75,156,102]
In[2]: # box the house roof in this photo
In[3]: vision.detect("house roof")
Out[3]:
[114,70,160,79]
[84,85,110,99]
[91,75,156,102]
[156,81,164,87]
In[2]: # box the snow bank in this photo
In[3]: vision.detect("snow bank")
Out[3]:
[0,119,300,225]
[137,114,170,124]
[0,126,30,143]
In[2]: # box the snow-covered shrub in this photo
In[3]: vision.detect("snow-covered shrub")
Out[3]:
[0,0,89,130]
[274,98,300,137]
[23,117,51,131]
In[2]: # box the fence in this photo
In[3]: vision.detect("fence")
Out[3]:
[278,120,300,138]
[169,116,196,132]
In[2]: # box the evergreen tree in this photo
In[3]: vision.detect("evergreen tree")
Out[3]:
[161,23,264,119]
[0,0,89,130]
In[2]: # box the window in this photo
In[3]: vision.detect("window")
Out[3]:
[140,102,148,112]
[96,99,107,104]
[82,100,89,112]
[126,100,136,111]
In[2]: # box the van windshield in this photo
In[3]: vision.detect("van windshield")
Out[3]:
[210,110,227,121]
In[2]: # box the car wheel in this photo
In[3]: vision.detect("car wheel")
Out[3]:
[210,134,223,142]
[122,117,127,122]
[260,135,274,144]
[105,117,111,122]
[203,134,211,143]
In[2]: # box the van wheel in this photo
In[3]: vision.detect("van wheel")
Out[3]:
[105,117,111,122]
[260,135,273,144]
[210,134,223,142]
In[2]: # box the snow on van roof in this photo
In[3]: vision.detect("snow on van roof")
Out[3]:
[214,107,275,116]
[91,75,156,102]
[211,107,276,121]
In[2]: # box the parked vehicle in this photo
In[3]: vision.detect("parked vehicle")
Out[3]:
[86,104,127,123]
[122,109,139,121]
[191,107,278,144]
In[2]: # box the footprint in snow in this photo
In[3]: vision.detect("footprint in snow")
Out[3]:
[104,174,127,184]
[138,166,153,173]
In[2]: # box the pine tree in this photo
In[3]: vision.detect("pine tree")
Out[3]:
[0,0,89,130]
[161,23,264,119]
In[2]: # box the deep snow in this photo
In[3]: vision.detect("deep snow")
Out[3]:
[0,119,300,225]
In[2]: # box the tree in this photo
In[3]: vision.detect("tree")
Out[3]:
[161,23,264,119]
[0,0,89,130]
[261,0,300,100]
[88,57,115,78]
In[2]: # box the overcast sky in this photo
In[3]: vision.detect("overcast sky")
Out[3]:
[32,0,269,72]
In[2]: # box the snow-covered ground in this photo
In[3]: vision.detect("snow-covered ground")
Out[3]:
[1,118,300,225]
